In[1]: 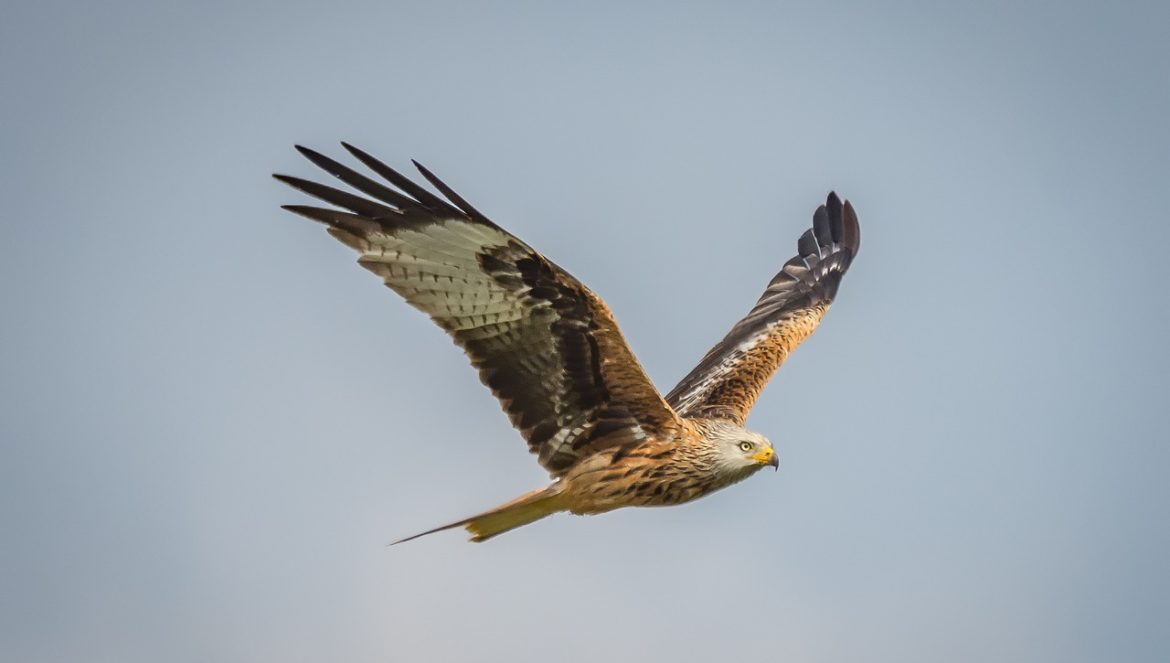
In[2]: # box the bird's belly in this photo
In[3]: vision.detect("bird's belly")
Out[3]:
[563,468,719,515]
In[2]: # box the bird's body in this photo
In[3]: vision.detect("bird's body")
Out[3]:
[556,419,769,513]
[276,144,860,542]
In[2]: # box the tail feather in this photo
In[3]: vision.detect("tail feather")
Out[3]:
[391,486,563,545]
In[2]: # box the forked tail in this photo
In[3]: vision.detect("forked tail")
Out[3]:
[391,486,564,544]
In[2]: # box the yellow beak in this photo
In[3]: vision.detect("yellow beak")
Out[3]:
[752,447,779,470]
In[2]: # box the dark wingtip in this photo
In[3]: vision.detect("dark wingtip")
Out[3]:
[279,204,326,221]
[279,204,346,227]
[294,144,330,164]
[817,191,859,256]
[411,159,493,224]
[339,141,365,159]
[410,158,429,177]
[294,144,336,170]
[338,144,456,213]
[825,191,844,243]
[841,199,861,255]
[797,228,820,258]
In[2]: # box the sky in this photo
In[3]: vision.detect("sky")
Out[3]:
[2,1,1168,661]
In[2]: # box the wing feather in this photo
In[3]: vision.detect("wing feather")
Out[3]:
[665,192,860,424]
[277,145,679,476]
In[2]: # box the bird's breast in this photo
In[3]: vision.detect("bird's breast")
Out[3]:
[560,442,723,514]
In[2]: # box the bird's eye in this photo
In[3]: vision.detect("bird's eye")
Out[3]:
[739,441,754,452]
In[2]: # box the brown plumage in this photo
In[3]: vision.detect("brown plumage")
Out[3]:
[275,144,860,542]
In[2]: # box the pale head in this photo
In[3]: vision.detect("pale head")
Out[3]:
[703,420,778,482]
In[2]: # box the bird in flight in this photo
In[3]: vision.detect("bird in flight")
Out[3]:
[275,144,860,543]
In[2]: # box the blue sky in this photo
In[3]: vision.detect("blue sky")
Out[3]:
[2,1,1168,661]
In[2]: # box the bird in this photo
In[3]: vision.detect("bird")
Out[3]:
[275,144,860,543]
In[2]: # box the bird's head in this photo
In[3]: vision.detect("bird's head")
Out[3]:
[707,421,778,479]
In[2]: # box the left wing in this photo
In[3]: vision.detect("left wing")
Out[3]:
[275,144,680,477]
[665,192,860,424]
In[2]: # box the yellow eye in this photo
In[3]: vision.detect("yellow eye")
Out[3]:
[739,441,754,452]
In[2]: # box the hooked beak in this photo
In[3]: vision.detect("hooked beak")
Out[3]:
[753,447,779,471]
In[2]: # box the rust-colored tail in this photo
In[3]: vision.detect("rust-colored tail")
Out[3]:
[391,486,564,544]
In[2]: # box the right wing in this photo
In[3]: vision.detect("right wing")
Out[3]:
[665,192,860,424]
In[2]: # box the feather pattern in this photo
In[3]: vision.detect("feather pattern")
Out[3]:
[276,145,679,477]
[665,192,860,424]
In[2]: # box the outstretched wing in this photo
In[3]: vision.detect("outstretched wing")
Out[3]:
[665,192,860,424]
[275,144,679,477]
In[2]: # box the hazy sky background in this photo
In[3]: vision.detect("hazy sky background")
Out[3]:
[2,1,1168,661]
